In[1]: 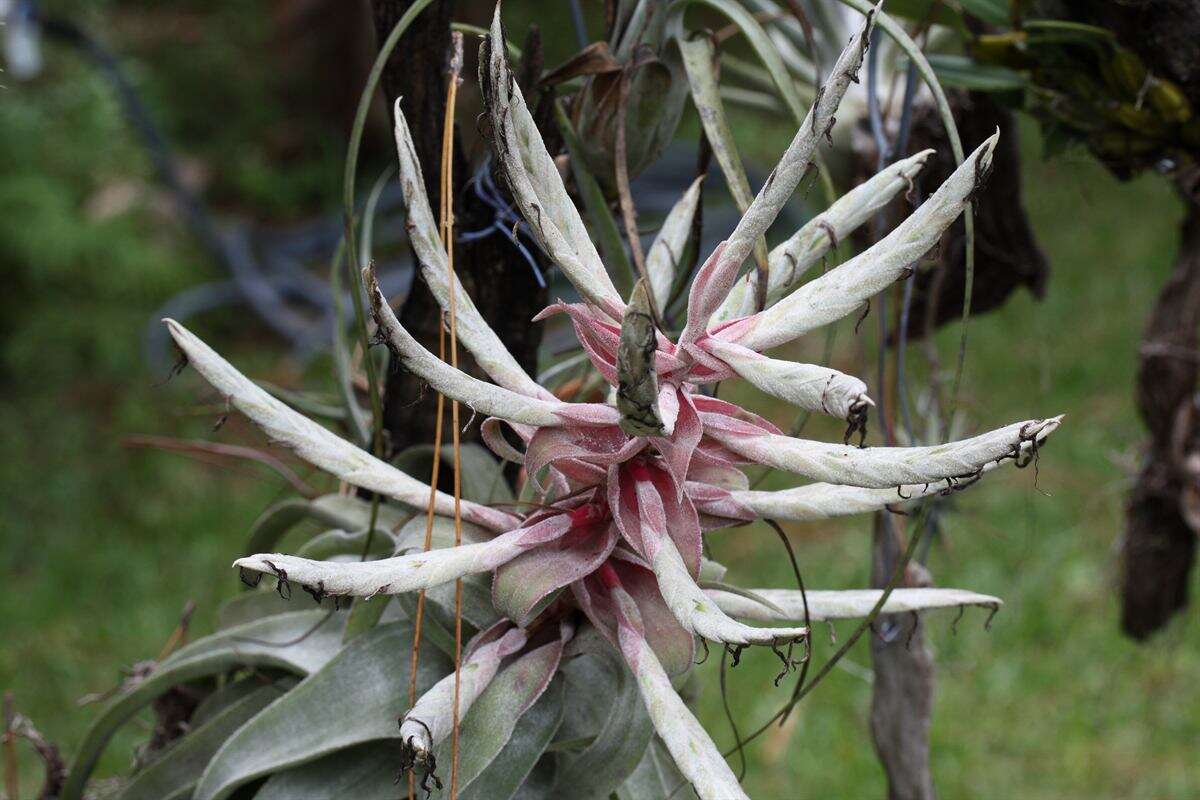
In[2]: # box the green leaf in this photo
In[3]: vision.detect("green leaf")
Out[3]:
[295,528,396,561]
[329,234,373,449]
[260,672,565,798]
[242,499,313,559]
[217,590,299,630]
[254,741,401,800]
[459,678,565,800]
[428,638,564,798]
[877,0,966,30]
[617,737,699,800]
[925,53,1028,92]
[958,0,1008,26]
[191,677,292,729]
[423,578,502,635]
[391,443,513,505]
[193,621,450,800]
[669,0,807,120]
[117,684,285,800]
[242,494,409,559]
[391,592,456,657]
[512,755,557,800]
[392,513,490,554]
[676,32,770,279]
[62,610,344,800]
[341,595,394,644]
[552,649,652,799]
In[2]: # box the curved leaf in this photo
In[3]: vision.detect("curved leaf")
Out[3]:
[296,528,396,561]
[458,678,565,800]
[244,494,412,559]
[677,31,770,296]
[217,590,302,630]
[194,621,450,800]
[618,737,699,800]
[552,647,653,799]
[392,101,550,399]
[254,741,401,800]
[391,442,514,505]
[678,7,873,346]
[704,414,1061,488]
[428,637,564,798]
[482,8,625,318]
[707,587,1003,622]
[62,610,344,800]
[190,677,278,728]
[646,176,703,311]
[117,684,285,800]
[555,102,637,300]
[235,514,570,598]
[164,319,515,532]
[669,0,807,118]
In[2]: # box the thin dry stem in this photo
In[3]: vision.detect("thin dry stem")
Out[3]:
[407,314,446,800]
[444,32,466,800]
[122,435,319,498]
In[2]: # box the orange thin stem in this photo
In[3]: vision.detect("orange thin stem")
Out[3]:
[443,32,466,800]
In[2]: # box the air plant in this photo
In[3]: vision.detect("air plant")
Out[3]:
[63,7,1062,800]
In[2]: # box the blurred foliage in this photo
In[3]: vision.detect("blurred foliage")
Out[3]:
[969,28,1199,177]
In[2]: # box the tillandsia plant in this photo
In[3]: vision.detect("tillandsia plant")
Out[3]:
[63,7,1062,800]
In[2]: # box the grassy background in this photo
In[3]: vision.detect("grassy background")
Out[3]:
[1,2,1197,798]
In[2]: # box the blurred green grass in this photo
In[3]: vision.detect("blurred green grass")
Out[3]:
[1,4,1198,798]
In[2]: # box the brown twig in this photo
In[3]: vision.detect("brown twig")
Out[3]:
[154,601,197,662]
[443,32,466,800]
[122,435,319,498]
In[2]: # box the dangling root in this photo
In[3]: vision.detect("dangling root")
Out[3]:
[770,635,809,687]
[843,397,870,447]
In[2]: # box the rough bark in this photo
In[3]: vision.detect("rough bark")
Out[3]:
[1121,204,1200,639]
[869,514,937,800]
[370,0,549,460]
[893,90,1048,339]
[1025,0,1200,638]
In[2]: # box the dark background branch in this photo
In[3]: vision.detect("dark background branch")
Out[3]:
[368,0,550,465]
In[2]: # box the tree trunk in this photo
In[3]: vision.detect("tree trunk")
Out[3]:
[893,90,1048,339]
[1028,0,1200,639]
[1121,204,1200,638]
[869,514,937,800]
[369,0,549,461]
